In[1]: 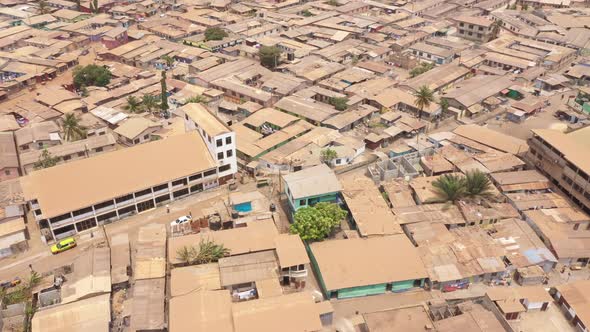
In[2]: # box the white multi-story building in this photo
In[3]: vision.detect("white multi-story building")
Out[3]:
[21,132,228,240]
[181,103,237,184]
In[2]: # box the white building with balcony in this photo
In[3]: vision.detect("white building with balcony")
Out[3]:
[180,103,237,184]
[21,132,227,241]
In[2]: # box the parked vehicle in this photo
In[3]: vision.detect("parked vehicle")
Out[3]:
[442,282,470,293]
[0,277,21,290]
[50,237,77,254]
[170,215,192,227]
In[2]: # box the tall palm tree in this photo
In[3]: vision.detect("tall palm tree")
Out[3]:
[61,113,87,141]
[124,95,142,113]
[413,85,434,120]
[161,55,174,69]
[432,174,467,203]
[465,169,494,199]
[142,94,159,114]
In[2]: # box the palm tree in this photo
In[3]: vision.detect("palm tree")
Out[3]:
[61,113,87,141]
[142,94,159,114]
[176,239,230,266]
[176,246,197,266]
[465,169,494,199]
[124,95,142,113]
[161,55,174,69]
[413,85,434,120]
[432,174,467,202]
[36,0,51,14]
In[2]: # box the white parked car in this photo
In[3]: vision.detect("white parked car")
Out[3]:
[170,215,192,227]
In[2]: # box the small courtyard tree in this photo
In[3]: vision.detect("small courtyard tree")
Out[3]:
[290,202,347,242]
[320,148,338,165]
[259,46,282,69]
[34,149,60,170]
[204,27,228,41]
[73,64,111,89]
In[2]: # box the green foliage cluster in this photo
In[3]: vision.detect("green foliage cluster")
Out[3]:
[259,46,282,69]
[205,27,228,41]
[329,97,349,111]
[320,148,338,164]
[176,239,230,265]
[432,170,494,202]
[34,149,60,170]
[73,65,111,89]
[409,62,435,78]
[290,202,347,241]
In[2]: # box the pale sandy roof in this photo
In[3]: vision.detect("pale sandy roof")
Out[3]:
[555,280,590,328]
[309,235,427,291]
[232,292,323,332]
[340,174,403,236]
[0,217,25,237]
[364,305,434,332]
[131,278,165,331]
[171,263,221,297]
[114,116,162,140]
[21,132,216,219]
[32,293,111,332]
[533,127,590,176]
[255,278,283,299]
[453,124,528,155]
[110,233,130,285]
[169,290,233,332]
[180,103,231,137]
[282,164,341,199]
[168,220,279,265]
[273,234,309,268]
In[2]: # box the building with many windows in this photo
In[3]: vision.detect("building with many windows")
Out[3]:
[180,103,237,184]
[454,16,495,43]
[528,127,590,214]
[21,132,228,240]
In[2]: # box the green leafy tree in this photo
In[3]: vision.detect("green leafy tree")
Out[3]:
[124,95,142,113]
[465,169,494,199]
[204,27,228,41]
[259,46,282,69]
[320,148,338,165]
[160,70,169,111]
[413,85,434,120]
[34,149,60,170]
[327,0,339,5]
[329,97,349,111]
[290,202,347,242]
[440,98,449,113]
[73,64,111,89]
[61,113,87,141]
[522,3,528,10]
[409,62,435,78]
[301,9,313,17]
[176,239,230,266]
[185,95,207,104]
[432,174,467,202]
[142,94,160,114]
[36,0,51,14]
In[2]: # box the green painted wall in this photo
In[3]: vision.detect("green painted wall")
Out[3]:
[392,279,423,292]
[288,192,339,211]
[337,284,387,299]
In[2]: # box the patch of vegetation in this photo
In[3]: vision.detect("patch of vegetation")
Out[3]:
[290,202,347,241]
[73,64,111,89]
